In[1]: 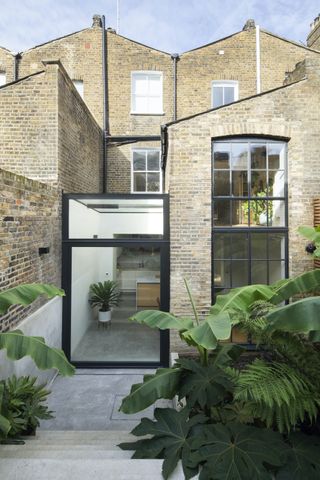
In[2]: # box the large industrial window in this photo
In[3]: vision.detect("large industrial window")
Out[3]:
[212,138,288,299]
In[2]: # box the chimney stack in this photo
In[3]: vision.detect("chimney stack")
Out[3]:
[92,15,102,28]
[307,14,320,50]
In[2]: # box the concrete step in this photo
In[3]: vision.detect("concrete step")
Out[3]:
[16,430,136,446]
[0,458,186,480]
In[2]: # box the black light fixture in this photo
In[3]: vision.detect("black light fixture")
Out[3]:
[39,247,50,255]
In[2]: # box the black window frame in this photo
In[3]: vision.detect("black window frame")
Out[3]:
[211,137,289,304]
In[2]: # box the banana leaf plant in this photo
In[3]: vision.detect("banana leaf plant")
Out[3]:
[299,225,320,258]
[119,271,320,479]
[0,284,75,376]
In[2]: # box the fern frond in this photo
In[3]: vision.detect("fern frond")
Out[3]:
[234,359,312,408]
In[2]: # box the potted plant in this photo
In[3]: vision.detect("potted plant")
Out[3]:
[89,280,121,323]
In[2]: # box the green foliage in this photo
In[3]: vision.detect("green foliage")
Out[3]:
[0,375,53,441]
[190,423,286,480]
[0,283,74,376]
[0,283,64,315]
[119,408,207,480]
[276,433,320,480]
[0,330,75,377]
[89,281,121,312]
[298,225,320,259]
[120,368,182,414]
[181,313,232,350]
[130,310,194,331]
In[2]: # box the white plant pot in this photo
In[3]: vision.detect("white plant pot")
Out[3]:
[98,310,111,323]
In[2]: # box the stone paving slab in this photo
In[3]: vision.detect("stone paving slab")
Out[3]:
[41,369,172,431]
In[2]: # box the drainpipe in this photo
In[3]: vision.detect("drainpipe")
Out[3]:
[101,15,108,193]
[255,25,261,94]
[13,53,21,81]
[171,54,179,121]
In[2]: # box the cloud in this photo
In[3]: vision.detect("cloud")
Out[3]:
[0,0,318,53]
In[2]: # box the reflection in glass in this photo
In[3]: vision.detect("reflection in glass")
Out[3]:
[269,260,286,283]
[268,144,284,169]
[269,233,286,259]
[214,143,230,169]
[231,143,248,170]
[251,171,267,196]
[224,87,235,104]
[250,200,268,226]
[232,260,249,287]
[134,172,146,192]
[268,200,285,227]
[133,151,146,170]
[231,233,248,259]
[214,260,231,287]
[251,144,266,169]
[147,152,160,170]
[214,200,230,226]
[214,234,231,259]
[268,170,284,197]
[214,171,230,196]
[232,171,248,196]
[147,173,160,192]
[251,233,267,259]
[232,200,249,226]
[252,261,268,284]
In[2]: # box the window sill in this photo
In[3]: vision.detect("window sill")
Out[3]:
[130,112,165,116]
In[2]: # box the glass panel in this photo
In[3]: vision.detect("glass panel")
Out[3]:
[252,261,268,284]
[268,200,285,226]
[214,199,231,226]
[214,171,230,196]
[269,233,286,259]
[69,197,164,239]
[133,151,146,171]
[133,74,148,94]
[71,246,160,362]
[251,171,267,196]
[147,151,160,171]
[224,86,235,104]
[231,260,249,287]
[213,143,230,169]
[148,75,162,95]
[147,173,160,192]
[251,144,266,169]
[214,260,231,287]
[148,96,162,113]
[250,200,268,226]
[232,200,249,226]
[268,143,284,169]
[269,260,286,283]
[214,234,231,259]
[231,143,248,170]
[251,233,267,259]
[268,170,284,197]
[232,171,248,196]
[231,233,248,259]
[134,172,146,192]
[213,86,223,107]
[133,95,148,112]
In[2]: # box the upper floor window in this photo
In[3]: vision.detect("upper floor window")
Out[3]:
[132,149,162,193]
[212,81,238,108]
[0,71,6,86]
[131,72,163,115]
[73,80,84,98]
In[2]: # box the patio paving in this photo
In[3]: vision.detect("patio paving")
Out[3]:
[40,369,172,431]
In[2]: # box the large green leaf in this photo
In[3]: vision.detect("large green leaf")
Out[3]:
[270,270,320,304]
[0,330,75,376]
[177,358,234,409]
[0,284,65,315]
[119,408,207,480]
[276,433,320,480]
[210,285,275,316]
[264,297,320,335]
[298,226,320,243]
[182,313,232,350]
[190,423,286,480]
[130,310,194,331]
[120,368,182,414]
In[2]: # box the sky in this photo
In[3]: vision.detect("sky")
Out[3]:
[0,0,319,54]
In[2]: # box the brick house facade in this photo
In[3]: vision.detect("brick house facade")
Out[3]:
[1,14,320,358]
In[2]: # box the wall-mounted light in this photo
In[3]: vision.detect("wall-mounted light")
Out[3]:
[39,247,50,255]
